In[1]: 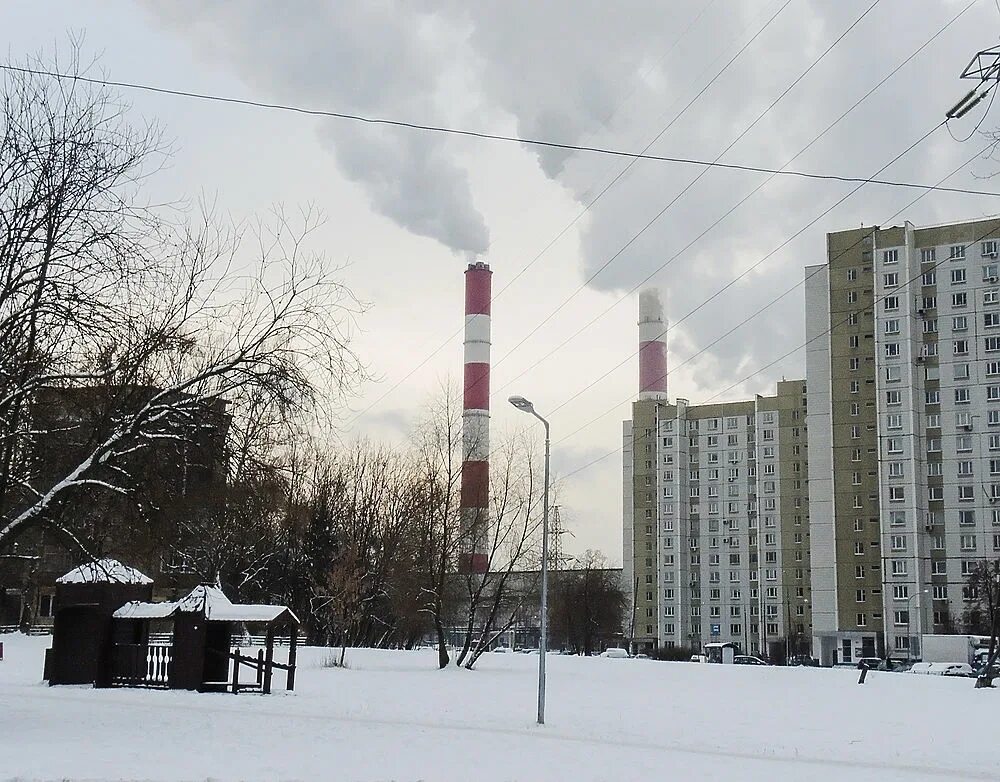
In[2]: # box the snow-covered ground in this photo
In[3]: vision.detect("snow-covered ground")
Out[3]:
[1,633,997,781]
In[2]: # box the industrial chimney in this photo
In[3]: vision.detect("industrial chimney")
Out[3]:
[461,261,492,574]
[638,288,668,401]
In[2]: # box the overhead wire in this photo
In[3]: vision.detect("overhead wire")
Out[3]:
[552,141,999,487]
[496,1,975,402]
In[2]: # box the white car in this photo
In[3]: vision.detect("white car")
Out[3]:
[600,648,630,659]
[929,662,973,677]
[492,646,512,654]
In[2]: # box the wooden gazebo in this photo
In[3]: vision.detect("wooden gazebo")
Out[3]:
[112,584,299,693]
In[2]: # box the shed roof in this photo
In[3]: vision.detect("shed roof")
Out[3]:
[57,558,153,585]
[113,584,298,624]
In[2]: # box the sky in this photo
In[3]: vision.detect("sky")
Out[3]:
[3,0,1000,564]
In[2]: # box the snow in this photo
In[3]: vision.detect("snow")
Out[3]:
[55,558,152,585]
[1,633,998,781]
[113,584,297,624]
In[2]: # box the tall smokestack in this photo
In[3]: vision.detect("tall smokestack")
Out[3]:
[638,288,668,401]
[461,261,492,574]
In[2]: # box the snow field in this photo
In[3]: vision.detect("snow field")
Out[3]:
[0,633,997,781]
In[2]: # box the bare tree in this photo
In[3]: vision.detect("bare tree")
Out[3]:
[0,49,365,559]
[550,550,626,656]
[965,559,1000,688]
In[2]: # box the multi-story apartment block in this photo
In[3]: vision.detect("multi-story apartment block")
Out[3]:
[807,217,1000,665]
[623,292,811,659]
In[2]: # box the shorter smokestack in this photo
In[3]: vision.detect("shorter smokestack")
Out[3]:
[638,288,668,401]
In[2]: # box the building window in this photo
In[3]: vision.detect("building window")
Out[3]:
[921,248,937,263]
[951,244,966,259]
[961,534,978,551]
[952,268,967,285]
[953,292,968,308]
[883,249,899,264]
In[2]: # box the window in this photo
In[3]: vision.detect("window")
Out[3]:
[886,437,903,454]
[929,486,944,501]
[850,380,860,394]
[952,268,967,285]
[954,315,969,331]
[889,510,906,527]
[928,461,942,477]
[987,313,1000,330]
[888,461,904,478]
[885,342,900,358]
[988,336,1000,353]
[884,318,900,335]
[921,248,937,263]
[856,589,866,603]
[961,535,977,551]
[922,270,936,285]
[883,249,899,264]
[955,363,970,381]
[884,296,899,311]
[951,244,966,259]
[893,584,909,599]
[923,318,938,333]
[847,290,858,304]
[986,263,1000,281]
[955,388,971,405]
[984,240,998,256]
[953,292,968,308]
[927,413,940,428]
[893,611,910,627]
[886,390,901,405]
[959,485,975,502]
[854,542,865,555]
[954,339,969,355]
[886,413,903,430]
[891,559,908,576]
[927,437,942,453]
[888,486,905,502]
[957,434,974,452]
[847,268,858,281]
[923,295,938,309]
[958,460,974,476]
[960,509,977,525]
[883,272,899,288]
[987,288,1000,306]
[848,312,859,325]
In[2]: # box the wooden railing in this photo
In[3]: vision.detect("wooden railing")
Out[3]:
[112,644,172,687]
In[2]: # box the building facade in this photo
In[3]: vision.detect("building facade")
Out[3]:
[623,380,811,659]
[806,217,1000,665]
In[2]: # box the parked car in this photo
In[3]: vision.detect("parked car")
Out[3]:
[690,654,707,663]
[856,657,882,670]
[733,655,768,666]
[929,662,974,677]
[634,653,650,660]
[788,655,819,667]
[907,662,934,675]
[492,646,512,654]
[600,647,630,659]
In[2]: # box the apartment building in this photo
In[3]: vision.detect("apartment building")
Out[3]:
[623,293,811,659]
[806,217,1000,666]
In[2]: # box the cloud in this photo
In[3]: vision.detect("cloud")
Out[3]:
[144,1,490,257]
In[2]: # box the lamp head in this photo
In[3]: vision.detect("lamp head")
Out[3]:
[508,395,535,414]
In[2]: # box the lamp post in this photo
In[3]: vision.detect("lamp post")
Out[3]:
[508,395,550,726]
[904,589,929,660]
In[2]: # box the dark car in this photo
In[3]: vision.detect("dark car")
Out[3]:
[857,657,882,670]
[733,655,768,666]
[788,655,820,667]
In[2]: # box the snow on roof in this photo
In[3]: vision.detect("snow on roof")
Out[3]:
[113,600,178,620]
[112,584,298,624]
[57,558,153,585]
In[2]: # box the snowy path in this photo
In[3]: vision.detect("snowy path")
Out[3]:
[1,635,997,781]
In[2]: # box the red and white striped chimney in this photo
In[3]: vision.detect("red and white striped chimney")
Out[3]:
[461,261,492,574]
[638,288,668,401]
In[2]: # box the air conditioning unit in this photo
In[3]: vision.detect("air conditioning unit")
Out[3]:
[988,253,998,260]
[962,423,973,431]
[988,276,999,283]
[916,308,926,317]
[924,523,934,532]
[916,355,925,363]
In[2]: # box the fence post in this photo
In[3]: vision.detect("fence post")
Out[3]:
[231,648,240,694]
[287,625,298,691]
[263,626,275,695]
[257,649,264,686]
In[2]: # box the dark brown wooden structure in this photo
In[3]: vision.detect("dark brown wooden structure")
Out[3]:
[45,559,153,686]
[112,584,299,693]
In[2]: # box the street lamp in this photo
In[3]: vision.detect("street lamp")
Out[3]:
[508,395,550,726]
[904,589,929,660]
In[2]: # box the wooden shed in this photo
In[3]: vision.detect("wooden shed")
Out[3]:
[112,584,299,693]
[46,559,153,686]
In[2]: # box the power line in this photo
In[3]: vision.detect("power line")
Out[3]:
[489,0,882,384]
[340,0,788,425]
[497,2,975,403]
[552,145,998,486]
[3,61,999,199]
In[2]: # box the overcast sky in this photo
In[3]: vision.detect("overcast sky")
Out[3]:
[4,0,1000,563]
